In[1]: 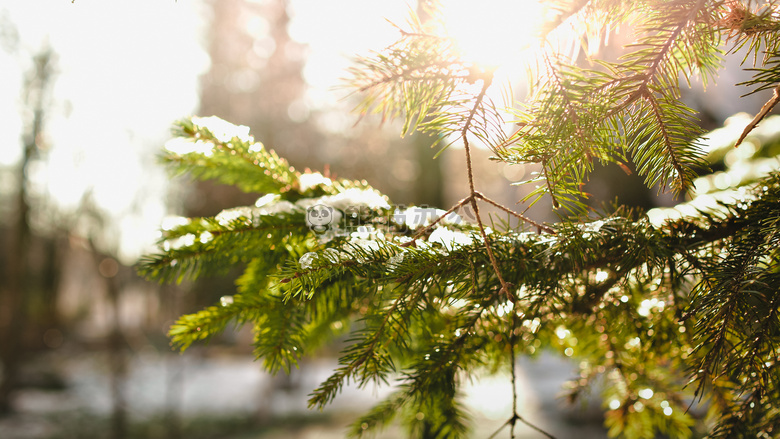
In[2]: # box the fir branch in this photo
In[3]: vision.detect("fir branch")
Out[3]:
[252,293,307,374]
[164,116,300,194]
[719,0,780,64]
[347,33,467,136]
[138,213,309,284]
[140,3,780,436]
[349,390,409,437]
[685,174,780,421]
[307,283,424,409]
[503,0,717,204]
[168,292,270,351]
[734,83,780,146]
[474,192,555,234]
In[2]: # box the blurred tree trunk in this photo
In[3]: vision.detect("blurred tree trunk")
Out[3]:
[411,3,444,208]
[90,244,127,439]
[412,133,444,207]
[163,284,184,439]
[0,46,55,414]
[39,236,65,339]
[105,262,127,439]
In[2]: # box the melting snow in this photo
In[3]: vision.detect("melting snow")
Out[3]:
[299,172,332,192]
[299,252,317,270]
[191,116,253,144]
[164,138,214,156]
[428,228,474,251]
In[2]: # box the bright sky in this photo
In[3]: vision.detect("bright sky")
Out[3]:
[0,0,208,263]
[0,0,545,264]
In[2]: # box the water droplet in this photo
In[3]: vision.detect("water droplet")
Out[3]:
[220,296,234,307]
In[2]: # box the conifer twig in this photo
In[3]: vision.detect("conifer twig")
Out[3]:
[735,83,780,147]
[399,194,474,247]
[474,192,555,234]
[461,76,514,301]
[487,412,556,439]
[643,89,687,189]
[510,314,518,439]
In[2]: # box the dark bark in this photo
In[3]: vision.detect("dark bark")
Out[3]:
[0,46,56,414]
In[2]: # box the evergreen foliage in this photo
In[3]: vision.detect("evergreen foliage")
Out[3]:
[140,1,780,437]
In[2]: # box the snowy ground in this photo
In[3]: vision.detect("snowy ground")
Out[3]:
[0,350,607,438]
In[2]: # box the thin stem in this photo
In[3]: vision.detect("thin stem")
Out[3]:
[735,83,780,147]
[643,89,685,189]
[462,76,492,193]
[510,314,518,439]
[487,418,512,439]
[475,192,556,234]
[514,413,557,439]
[400,194,474,247]
[470,197,514,301]
[494,313,559,439]
[461,76,515,301]
[541,157,559,209]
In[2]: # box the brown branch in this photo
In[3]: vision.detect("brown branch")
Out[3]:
[541,157,559,209]
[601,2,701,119]
[470,196,514,301]
[543,54,593,161]
[462,77,492,193]
[735,84,780,147]
[514,414,557,439]
[459,76,515,301]
[510,314,518,439]
[486,419,511,439]
[487,413,557,439]
[400,194,474,247]
[474,192,555,234]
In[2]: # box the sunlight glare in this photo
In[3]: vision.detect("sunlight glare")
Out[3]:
[441,0,544,73]
[0,0,208,263]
